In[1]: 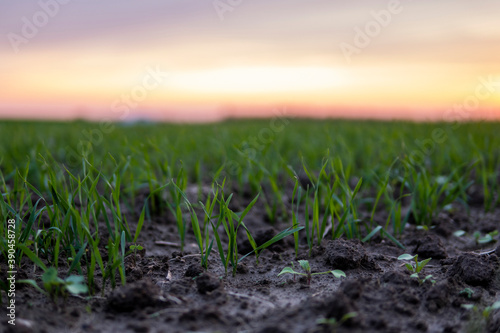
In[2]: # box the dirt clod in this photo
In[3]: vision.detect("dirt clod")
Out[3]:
[324,292,358,326]
[425,281,450,312]
[107,280,161,312]
[196,273,222,294]
[447,253,498,286]
[185,263,204,277]
[410,234,447,259]
[325,239,377,270]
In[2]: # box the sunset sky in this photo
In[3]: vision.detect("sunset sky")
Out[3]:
[1,0,499,121]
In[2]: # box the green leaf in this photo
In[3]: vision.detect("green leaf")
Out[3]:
[65,276,88,295]
[17,244,47,271]
[240,222,258,252]
[453,230,466,237]
[42,267,63,286]
[278,267,302,276]
[340,312,358,322]
[330,270,346,278]
[362,226,382,242]
[133,205,147,243]
[398,254,415,260]
[405,263,414,272]
[237,193,260,225]
[380,229,405,249]
[478,234,495,244]
[17,279,47,296]
[68,242,88,275]
[238,226,304,263]
[298,260,311,273]
[416,257,432,272]
[422,274,434,283]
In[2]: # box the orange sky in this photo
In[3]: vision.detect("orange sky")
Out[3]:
[1,0,499,121]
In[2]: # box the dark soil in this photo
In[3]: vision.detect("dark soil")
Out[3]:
[2,190,500,333]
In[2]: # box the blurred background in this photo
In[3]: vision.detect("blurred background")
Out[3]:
[1,0,499,122]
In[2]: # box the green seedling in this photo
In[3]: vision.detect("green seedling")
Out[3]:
[19,267,88,303]
[462,301,500,320]
[128,244,144,266]
[278,260,346,285]
[405,161,474,227]
[462,300,500,333]
[459,288,474,299]
[317,312,358,333]
[473,230,498,244]
[397,254,435,285]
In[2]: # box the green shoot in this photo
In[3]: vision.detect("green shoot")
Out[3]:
[398,254,434,285]
[317,312,358,333]
[473,230,498,245]
[278,260,346,285]
[18,267,88,303]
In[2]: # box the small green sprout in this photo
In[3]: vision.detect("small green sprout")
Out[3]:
[278,260,346,285]
[459,288,474,299]
[473,230,498,244]
[129,244,144,265]
[129,244,144,252]
[317,312,358,333]
[397,254,435,285]
[462,301,500,320]
[19,267,88,303]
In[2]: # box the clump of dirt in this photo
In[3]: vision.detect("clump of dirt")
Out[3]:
[178,306,225,324]
[447,253,499,286]
[323,292,359,327]
[381,271,416,286]
[409,234,447,259]
[125,255,169,283]
[424,280,452,312]
[339,279,365,300]
[325,239,378,270]
[185,263,204,277]
[168,279,192,295]
[107,279,162,312]
[196,273,223,294]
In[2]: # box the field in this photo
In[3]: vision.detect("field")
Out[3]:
[1,118,500,333]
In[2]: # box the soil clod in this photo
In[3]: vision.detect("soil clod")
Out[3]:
[447,253,498,286]
[107,280,161,313]
[410,234,448,259]
[325,239,378,270]
[196,273,223,294]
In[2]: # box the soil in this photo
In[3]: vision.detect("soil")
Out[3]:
[2,187,500,333]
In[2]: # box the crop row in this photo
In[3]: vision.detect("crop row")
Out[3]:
[0,119,499,300]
